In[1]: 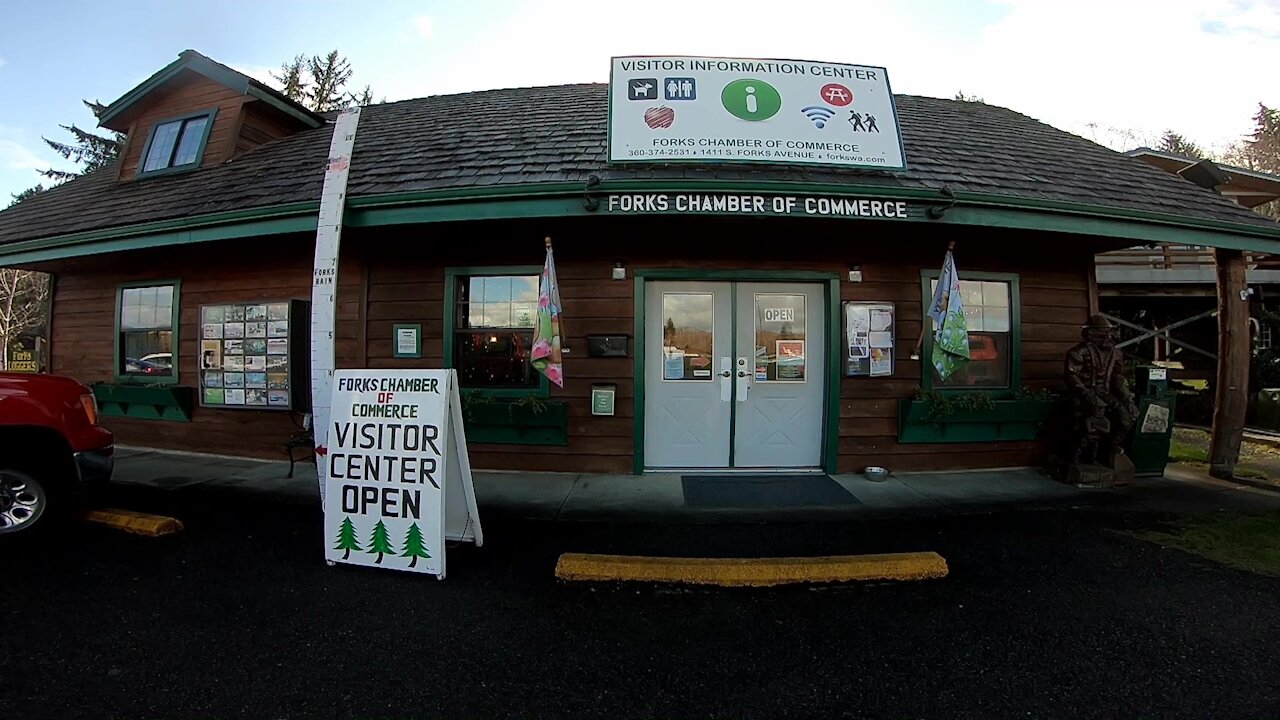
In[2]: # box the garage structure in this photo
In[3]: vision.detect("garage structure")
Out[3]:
[1,50,1278,476]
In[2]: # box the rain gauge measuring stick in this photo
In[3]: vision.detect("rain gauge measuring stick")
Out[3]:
[310,107,361,504]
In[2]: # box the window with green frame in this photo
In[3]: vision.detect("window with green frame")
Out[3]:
[445,268,547,395]
[137,109,217,177]
[920,271,1020,391]
[116,281,180,382]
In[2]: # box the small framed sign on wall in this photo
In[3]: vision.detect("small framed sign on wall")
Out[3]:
[393,324,422,359]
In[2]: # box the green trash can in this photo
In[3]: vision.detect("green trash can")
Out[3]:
[1255,388,1280,432]
[1128,366,1177,477]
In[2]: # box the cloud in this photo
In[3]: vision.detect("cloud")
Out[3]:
[0,138,43,172]
[0,57,6,72]
[954,0,1280,152]
[413,15,433,40]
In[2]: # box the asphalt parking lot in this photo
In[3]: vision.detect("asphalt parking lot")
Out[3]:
[3,482,1280,719]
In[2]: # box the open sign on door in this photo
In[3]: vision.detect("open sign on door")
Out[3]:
[762,307,795,323]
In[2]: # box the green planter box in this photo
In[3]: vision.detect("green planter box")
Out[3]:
[898,398,1058,444]
[93,383,195,422]
[462,401,569,446]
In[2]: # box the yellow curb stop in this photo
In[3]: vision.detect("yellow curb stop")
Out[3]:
[555,551,948,587]
[82,508,185,537]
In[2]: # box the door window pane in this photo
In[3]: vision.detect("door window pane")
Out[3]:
[661,293,715,381]
[754,293,806,382]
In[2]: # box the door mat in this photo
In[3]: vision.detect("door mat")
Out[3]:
[681,474,860,509]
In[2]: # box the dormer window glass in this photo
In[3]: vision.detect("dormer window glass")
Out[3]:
[139,109,216,176]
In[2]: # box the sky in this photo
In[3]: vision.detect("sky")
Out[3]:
[0,0,1278,201]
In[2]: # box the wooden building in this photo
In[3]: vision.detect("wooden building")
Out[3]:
[2,50,1278,476]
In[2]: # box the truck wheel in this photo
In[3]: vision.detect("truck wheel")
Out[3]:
[0,469,48,535]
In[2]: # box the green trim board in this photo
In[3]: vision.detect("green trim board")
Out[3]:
[135,107,219,178]
[630,268,841,475]
[392,323,422,358]
[918,269,1021,394]
[6,179,1280,266]
[113,278,182,386]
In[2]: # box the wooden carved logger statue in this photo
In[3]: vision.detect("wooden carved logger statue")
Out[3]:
[1064,314,1137,470]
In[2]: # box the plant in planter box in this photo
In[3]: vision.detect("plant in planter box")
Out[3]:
[458,390,568,445]
[899,386,1061,443]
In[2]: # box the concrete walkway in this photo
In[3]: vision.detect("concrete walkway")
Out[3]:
[110,446,1280,521]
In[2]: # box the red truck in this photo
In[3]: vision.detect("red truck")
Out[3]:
[0,372,113,534]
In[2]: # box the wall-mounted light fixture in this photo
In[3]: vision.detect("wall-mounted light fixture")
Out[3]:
[927,185,957,219]
[848,265,863,283]
[612,261,626,280]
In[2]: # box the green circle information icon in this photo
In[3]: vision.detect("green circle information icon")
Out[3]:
[721,79,781,121]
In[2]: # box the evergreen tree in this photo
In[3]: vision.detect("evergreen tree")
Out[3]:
[351,84,374,108]
[1157,130,1205,159]
[1245,104,1280,174]
[41,100,123,182]
[306,50,354,112]
[271,50,372,112]
[272,55,307,102]
[367,519,395,564]
[8,185,45,208]
[400,522,431,568]
[333,516,362,560]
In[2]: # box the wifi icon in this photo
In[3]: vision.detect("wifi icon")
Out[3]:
[801,105,836,129]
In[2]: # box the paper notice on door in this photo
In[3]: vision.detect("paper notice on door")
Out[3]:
[870,348,892,376]
[664,351,685,380]
[869,331,893,349]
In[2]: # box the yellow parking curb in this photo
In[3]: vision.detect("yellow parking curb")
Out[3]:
[82,508,184,537]
[555,551,948,587]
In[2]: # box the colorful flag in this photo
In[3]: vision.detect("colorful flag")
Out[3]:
[928,250,970,382]
[531,244,564,387]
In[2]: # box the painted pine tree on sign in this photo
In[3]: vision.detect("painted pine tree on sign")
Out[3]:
[367,520,395,564]
[334,517,361,560]
[401,523,431,568]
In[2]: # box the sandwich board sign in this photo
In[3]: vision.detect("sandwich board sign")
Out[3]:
[323,369,483,578]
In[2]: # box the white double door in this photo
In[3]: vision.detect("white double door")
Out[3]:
[644,281,825,469]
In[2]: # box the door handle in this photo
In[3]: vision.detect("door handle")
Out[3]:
[719,371,732,378]
[737,370,749,377]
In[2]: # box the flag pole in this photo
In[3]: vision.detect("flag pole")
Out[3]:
[911,240,956,360]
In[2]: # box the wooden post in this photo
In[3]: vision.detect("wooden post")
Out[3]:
[1209,247,1249,479]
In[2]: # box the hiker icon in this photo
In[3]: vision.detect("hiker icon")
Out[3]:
[847,111,881,133]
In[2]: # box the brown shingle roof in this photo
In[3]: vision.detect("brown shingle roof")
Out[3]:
[1,84,1274,246]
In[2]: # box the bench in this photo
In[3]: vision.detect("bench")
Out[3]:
[285,413,314,479]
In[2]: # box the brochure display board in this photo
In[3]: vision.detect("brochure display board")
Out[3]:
[844,302,895,377]
[323,369,483,579]
[199,300,309,409]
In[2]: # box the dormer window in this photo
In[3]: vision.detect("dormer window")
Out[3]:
[138,109,217,176]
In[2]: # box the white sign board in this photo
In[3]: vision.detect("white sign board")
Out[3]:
[323,369,482,578]
[609,56,904,170]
